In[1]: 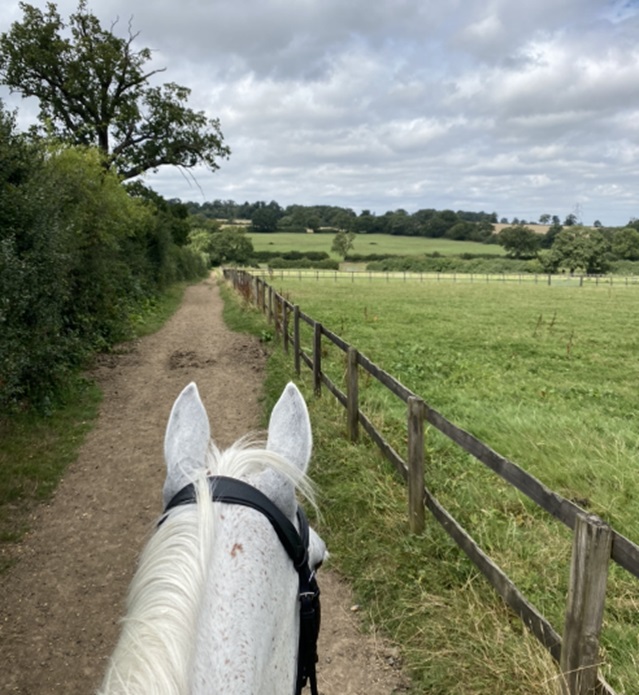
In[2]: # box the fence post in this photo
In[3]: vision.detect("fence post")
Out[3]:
[260,279,266,314]
[560,513,612,695]
[293,306,301,375]
[282,301,289,354]
[274,294,282,339]
[268,285,273,323]
[313,322,322,396]
[407,397,425,534]
[347,347,359,442]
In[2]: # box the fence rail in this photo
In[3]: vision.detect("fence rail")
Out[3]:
[225,268,639,695]
[260,267,639,287]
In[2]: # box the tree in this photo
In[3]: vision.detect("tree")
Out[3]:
[0,1,229,179]
[549,226,610,274]
[496,225,541,259]
[539,213,551,225]
[541,221,562,249]
[250,201,282,232]
[610,227,639,260]
[189,227,253,266]
[564,213,578,227]
[331,231,355,259]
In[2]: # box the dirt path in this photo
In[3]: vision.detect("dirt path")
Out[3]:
[0,276,408,694]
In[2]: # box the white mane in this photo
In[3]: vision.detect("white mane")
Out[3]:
[98,437,315,695]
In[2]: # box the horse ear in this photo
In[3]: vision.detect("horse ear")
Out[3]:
[163,382,211,507]
[266,382,312,473]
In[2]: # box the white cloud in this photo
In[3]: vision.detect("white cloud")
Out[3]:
[1,0,639,225]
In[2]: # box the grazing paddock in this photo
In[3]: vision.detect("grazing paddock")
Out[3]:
[227,270,639,694]
[263,267,639,287]
[246,232,506,258]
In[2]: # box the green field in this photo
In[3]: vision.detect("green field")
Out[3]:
[247,231,505,258]
[228,275,639,693]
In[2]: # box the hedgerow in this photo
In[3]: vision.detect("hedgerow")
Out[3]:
[0,107,206,412]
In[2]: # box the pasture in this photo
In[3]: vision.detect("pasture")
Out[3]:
[246,232,506,258]
[227,275,639,693]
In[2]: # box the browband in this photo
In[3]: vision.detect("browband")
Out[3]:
[162,476,310,569]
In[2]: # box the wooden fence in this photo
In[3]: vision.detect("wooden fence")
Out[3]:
[224,268,639,695]
[262,267,639,288]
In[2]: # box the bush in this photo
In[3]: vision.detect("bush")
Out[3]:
[253,250,330,262]
[345,253,400,262]
[366,255,541,274]
[0,123,207,412]
[265,257,339,270]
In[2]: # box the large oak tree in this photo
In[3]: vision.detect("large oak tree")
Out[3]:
[0,1,230,179]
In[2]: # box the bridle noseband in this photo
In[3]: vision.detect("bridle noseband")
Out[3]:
[161,476,321,695]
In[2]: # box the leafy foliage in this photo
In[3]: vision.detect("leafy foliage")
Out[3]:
[0,102,206,412]
[250,201,284,232]
[189,226,254,266]
[0,1,229,179]
[331,230,355,258]
[497,224,541,259]
[610,227,639,261]
[549,226,610,274]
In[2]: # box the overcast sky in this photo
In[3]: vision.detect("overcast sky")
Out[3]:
[2,0,639,226]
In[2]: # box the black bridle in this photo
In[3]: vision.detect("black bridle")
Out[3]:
[161,476,321,695]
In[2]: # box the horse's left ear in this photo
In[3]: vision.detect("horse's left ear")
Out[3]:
[163,382,211,507]
[266,382,312,473]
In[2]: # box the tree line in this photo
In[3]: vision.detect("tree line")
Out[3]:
[186,199,639,274]
[494,222,639,274]
[185,200,500,241]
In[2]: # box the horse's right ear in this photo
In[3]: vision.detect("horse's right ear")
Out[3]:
[163,382,210,507]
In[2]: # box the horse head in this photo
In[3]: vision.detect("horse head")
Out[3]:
[99,382,326,695]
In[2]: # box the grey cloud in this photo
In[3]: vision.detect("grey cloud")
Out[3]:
[2,0,639,225]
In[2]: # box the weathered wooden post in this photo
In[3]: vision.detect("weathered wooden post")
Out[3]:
[268,285,273,323]
[560,513,612,695]
[273,293,281,339]
[282,301,289,354]
[407,396,425,534]
[346,347,359,442]
[313,322,322,396]
[293,306,301,375]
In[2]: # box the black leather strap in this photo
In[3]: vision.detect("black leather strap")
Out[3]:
[163,476,310,570]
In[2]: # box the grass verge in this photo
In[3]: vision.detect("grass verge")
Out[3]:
[0,280,193,574]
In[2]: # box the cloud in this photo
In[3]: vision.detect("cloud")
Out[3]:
[2,0,639,225]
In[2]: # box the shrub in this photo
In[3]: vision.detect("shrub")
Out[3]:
[0,122,207,412]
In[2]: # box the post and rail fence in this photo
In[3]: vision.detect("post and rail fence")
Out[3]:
[260,267,639,288]
[224,268,639,695]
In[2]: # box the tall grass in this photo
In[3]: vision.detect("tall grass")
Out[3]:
[223,275,639,694]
